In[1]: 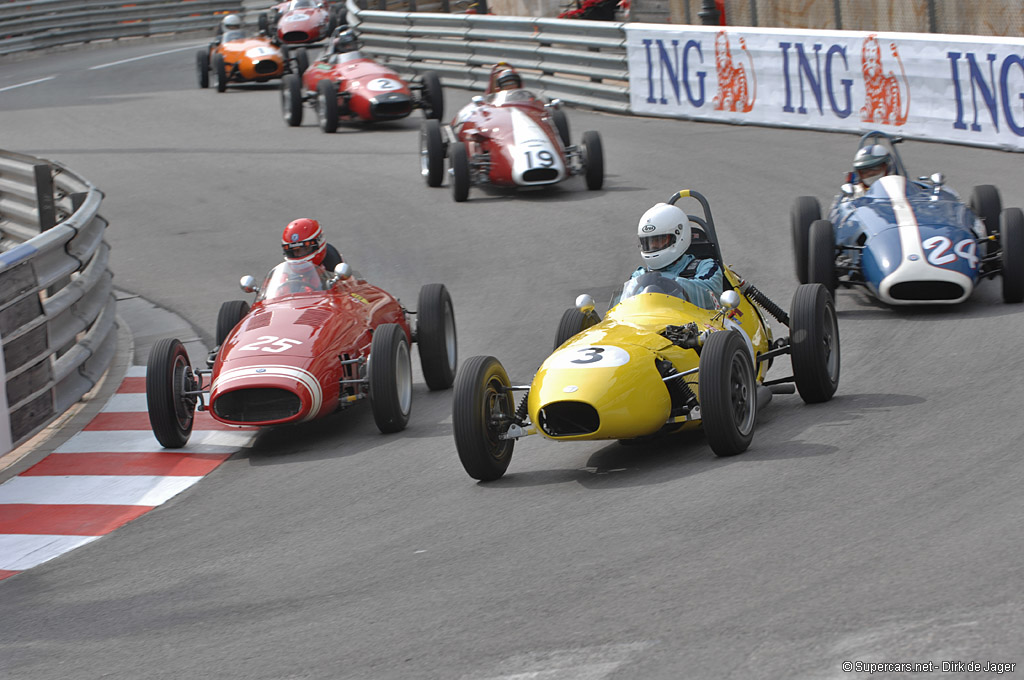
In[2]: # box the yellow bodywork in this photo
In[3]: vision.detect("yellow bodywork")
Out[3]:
[528,271,772,441]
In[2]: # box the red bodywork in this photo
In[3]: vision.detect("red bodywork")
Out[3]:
[209,262,410,427]
[450,90,567,187]
[302,51,414,121]
[272,0,334,44]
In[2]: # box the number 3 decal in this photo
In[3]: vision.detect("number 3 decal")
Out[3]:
[571,347,605,364]
[548,345,630,369]
[239,335,303,353]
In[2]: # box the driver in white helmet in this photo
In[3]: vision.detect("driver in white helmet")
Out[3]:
[215,13,243,43]
[630,202,723,309]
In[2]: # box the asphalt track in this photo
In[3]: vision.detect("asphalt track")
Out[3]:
[2,39,1024,680]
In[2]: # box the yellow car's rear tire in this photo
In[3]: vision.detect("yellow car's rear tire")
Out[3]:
[554,307,600,350]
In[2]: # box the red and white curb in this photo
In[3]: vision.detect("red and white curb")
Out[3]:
[0,366,255,581]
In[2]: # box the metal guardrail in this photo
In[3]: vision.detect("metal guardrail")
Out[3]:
[345,0,629,112]
[0,151,115,453]
[0,0,245,57]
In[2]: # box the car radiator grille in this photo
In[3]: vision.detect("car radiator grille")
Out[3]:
[523,168,559,183]
[538,401,599,437]
[213,388,301,423]
[370,94,412,120]
[282,31,310,42]
[254,60,278,75]
[890,281,966,301]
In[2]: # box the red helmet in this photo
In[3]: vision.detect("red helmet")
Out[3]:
[281,218,326,266]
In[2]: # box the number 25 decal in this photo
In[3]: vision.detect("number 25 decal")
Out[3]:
[922,236,978,270]
[239,335,303,353]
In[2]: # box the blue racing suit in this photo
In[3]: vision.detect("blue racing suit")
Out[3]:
[630,253,723,309]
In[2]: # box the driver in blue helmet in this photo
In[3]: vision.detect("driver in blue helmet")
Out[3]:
[630,202,723,309]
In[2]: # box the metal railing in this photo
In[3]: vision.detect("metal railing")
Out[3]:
[0,151,115,453]
[346,0,629,112]
[0,0,245,57]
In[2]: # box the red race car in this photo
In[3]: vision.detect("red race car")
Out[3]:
[259,0,341,45]
[420,63,603,202]
[281,30,443,132]
[145,260,457,447]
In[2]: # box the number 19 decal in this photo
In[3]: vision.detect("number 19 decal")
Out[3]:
[548,345,630,369]
[524,150,555,169]
[239,335,303,353]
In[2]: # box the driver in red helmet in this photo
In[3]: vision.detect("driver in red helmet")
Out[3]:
[487,63,523,93]
[281,218,342,270]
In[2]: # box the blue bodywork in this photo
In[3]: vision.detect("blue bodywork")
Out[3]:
[829,178,982,298]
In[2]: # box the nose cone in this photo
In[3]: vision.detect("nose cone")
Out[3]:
[864,224,975,304]
[528,343,671,440]
[210,364,321,425]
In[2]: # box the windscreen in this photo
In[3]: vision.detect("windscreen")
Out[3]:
[257,261,331,301]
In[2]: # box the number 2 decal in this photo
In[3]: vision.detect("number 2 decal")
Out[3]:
[922,236,978,270]
[239,335,303,353]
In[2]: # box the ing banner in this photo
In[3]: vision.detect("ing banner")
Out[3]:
[625,24,1024,151]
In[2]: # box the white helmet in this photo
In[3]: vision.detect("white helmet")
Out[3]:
[637,202,691,270]
[221,13,242,31]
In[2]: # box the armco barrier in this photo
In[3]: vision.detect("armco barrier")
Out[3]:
[0,151,115,454]
[345,0,630,112]
[0,0,244,57]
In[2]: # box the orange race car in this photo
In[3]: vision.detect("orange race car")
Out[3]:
[196,27,309,92]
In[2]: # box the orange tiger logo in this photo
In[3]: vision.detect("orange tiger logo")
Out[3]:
[860,34,909,126]
[713,31,756,113]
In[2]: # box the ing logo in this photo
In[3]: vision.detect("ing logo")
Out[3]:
[713,31,756,113]
[861,34,910,125]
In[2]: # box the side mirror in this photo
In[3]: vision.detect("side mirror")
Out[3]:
[240,275,259,294]
[546,98,562,110]
[334,262,352,280]
[472,95,485,106]
[841,183,855,197]
[719,289,741,311]
[575,293,595,315]
[930,172,945,186]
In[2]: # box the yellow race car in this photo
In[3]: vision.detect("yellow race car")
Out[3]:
[453,190,841,481]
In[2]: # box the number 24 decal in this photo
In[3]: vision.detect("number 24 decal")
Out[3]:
[239,335,303,353]
[922,236,978,269]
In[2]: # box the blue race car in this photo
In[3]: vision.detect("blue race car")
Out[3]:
[791,131,1023,305]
